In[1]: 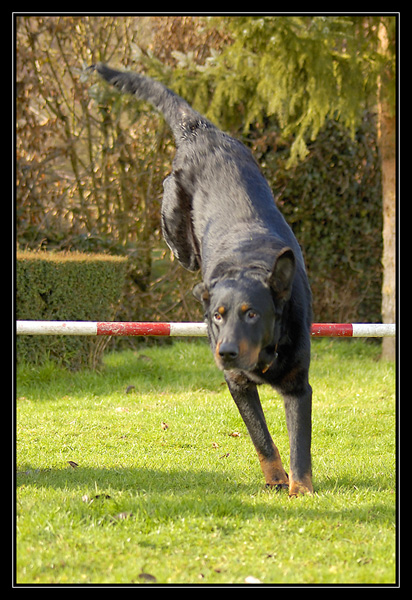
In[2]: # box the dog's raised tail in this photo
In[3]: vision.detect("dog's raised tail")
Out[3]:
[91,63,212,143]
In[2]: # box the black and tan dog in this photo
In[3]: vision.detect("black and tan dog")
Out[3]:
[92,64,313,496]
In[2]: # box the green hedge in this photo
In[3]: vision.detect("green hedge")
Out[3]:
[16,251,128,369]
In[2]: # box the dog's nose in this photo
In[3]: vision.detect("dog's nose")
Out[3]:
[218,342,239,361]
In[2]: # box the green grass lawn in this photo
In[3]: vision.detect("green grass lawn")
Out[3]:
[15,339,397,585]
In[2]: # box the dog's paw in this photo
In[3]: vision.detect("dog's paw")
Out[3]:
[288,476,313,497]
[266,482,289,492]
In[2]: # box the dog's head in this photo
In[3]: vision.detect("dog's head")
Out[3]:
[193,248,295,372]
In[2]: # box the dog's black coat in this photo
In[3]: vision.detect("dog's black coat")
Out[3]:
[93,64,313,495]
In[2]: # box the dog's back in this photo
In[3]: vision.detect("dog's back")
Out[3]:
[172,125,305,276]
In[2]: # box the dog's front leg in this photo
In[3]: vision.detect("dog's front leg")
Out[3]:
[225,373,289,489]
[282,381,313,496]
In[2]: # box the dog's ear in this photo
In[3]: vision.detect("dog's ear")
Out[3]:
[193,281,210,305]
[268,247,295,302]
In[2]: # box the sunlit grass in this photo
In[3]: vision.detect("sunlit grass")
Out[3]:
[16,339,396,584]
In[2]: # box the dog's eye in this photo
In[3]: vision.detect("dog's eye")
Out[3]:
[213,312,223,323]
[246,310,258,321]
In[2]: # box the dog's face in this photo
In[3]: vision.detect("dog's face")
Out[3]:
[194,248,295,372]
[206,277,277,371]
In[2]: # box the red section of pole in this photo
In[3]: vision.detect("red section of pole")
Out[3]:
[96,322,171,336]
[310,323,353,337]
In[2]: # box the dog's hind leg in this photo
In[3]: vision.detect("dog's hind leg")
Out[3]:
[161,175,200,272]
[225,373,289,489]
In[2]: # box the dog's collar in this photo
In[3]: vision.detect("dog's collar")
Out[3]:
[260,345,278,374]
[260,310,286,373]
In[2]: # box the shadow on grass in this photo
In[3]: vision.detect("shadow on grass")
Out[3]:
[16,463,395,528]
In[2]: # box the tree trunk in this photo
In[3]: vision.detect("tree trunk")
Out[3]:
[378,21,396,361]
[379,114,396,360]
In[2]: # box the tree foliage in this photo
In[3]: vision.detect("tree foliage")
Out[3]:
[187,16,395,165]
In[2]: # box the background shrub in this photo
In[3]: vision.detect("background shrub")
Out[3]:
[251,114,383,323]
[16,251,127,368]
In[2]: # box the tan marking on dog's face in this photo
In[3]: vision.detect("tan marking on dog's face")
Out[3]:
[214,340,221,364]
[238,338,260,369]
[217,306,226,315]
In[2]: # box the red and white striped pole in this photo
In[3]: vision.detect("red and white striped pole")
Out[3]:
[16,321,396,338]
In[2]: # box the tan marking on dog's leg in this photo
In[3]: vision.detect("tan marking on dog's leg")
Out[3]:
[288,471,313,497]
[257,442,289,488]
